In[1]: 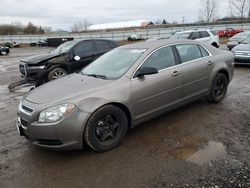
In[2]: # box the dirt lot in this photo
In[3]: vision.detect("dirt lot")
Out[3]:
[0,47,249,188]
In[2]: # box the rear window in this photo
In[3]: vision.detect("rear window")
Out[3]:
[200,31,210,38]
[198,45,210,57]
[175,44,203,63]
[210,30,217,36]
[171,32,191,39]
[189,32,200,40]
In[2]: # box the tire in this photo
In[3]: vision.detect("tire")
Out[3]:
[208,73,228,103]
[211,43,219,48]
[47,67,67,81]
[0,51,7,55]
[84,105,128,152]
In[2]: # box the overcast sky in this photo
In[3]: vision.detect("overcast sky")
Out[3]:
[0,0,229,31]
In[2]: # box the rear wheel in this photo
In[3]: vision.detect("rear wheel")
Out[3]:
[208,73,228,103]
[47,67,67,81]
[84,105,128,152]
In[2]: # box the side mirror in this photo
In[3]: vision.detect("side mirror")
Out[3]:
[135,67,158,78]
[74,56,80,61]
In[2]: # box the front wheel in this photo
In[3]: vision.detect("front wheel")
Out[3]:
[84,105,128,152]
[207,73,228,103]
[47,67,67,81]
[0,51,7,55]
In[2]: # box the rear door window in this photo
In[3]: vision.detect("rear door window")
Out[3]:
[175,44,203,63]
[141,46,176,71]
[73,41,95,57]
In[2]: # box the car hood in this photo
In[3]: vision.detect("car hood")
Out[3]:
[21,53,62,65]
[24,73,113,105]
[232,44,250,51]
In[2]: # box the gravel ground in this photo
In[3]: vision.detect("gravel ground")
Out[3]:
[0,46,249,188]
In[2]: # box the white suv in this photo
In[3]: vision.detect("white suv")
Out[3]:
[171,29,220,48]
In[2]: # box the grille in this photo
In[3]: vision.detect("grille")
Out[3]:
[235,51,250,57]
[22,105,33,113]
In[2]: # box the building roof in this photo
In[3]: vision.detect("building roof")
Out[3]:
[88,20,153,30]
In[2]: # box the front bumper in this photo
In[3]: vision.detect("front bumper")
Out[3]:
[16,100,90,150]
[234,56,250,65]
[19,62,48,83]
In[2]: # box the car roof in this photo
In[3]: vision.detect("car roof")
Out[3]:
[175,29,212,34]
[119,39,199,50]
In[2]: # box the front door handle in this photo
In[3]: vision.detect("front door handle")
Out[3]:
[171,71,180,76]
[208,61,214,65]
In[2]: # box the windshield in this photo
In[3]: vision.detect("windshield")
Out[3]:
[230,32,246,40]
[171,32,191,39]
[51,40,78,54]
[81,48,146,80]
[242,36,250,44]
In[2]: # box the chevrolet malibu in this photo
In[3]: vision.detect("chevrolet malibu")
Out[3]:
[16,40,234,151]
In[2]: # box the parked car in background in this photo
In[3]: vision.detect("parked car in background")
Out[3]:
[170,29,220,48]
[16,40,234,151]
[127,34,144,41]
[37,40,48,47]
[227,32,250,50]
[232,36,250,65]
[0,46,10,55]
[19,39,118,86]
[3,42,20,48]
[217,28,243,38]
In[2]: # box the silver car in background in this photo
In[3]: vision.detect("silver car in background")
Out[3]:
[232,36,250,65]
[16,40,234,151]
[227,32,250,50]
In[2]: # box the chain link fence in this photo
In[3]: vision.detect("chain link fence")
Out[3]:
[1,23,250,44]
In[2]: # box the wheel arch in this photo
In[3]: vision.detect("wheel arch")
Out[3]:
[78,98,132,129]
[211,42,219,48]
[217,69,229,82]
[108,102,132,130]
[208,67,230,91]
[46,63,68,73]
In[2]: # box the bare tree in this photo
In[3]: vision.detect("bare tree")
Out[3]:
[71,19,92,32]
[200,0,218,22]
[228,0,249,20]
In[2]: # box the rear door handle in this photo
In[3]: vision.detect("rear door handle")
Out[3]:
[171,71,180,76]
[208,61,214,65]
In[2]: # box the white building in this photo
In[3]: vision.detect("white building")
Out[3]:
[88,20,153,30]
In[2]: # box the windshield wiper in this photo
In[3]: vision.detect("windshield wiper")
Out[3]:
[82,73,108,80]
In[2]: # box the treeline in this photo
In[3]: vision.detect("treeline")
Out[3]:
[0,22,45,35]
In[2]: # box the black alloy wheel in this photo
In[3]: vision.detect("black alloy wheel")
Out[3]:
[84,105,128,152]
[208,73,228,103]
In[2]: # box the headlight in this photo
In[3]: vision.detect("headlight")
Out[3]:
[38,103,75,123]
[28,65,45,69]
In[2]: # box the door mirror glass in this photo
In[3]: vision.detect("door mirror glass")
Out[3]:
[74,56,80,61]
[136,67,158,78]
